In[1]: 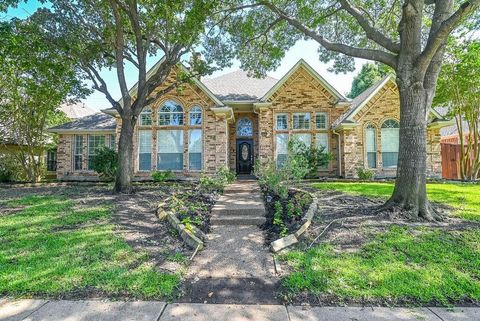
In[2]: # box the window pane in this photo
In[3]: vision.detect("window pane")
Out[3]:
[366,126,376,168]
[382,152,398,167]
[189,129,202,170]
[316,133,328,152]
[315,113,327,129]
[158,100,184,126]
[293,113,310,129]
[189,106,202,125]
[74,135,83,171]
[139,108,152,126]
[88,135,105,170]
[138,130,152,171]
[157,130,184,170]
[276,133,289,167]
[237,118,253,137]
[276,114,288,130]
[381,121,399,167]
[292,133,312,148]
[367,153,377,168]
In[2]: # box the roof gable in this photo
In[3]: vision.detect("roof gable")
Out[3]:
[261,59,346,102]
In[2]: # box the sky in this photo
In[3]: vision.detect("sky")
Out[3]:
[4,0,367,111]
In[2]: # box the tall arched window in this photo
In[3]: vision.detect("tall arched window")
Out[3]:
[236,118,253,137]
[189,106,202,125]
[158,100,183,126]
[381,119,399,168]
[139,107,152,126]
[365,124,377,168]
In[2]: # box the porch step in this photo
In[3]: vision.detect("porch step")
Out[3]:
[211,208,265,217]
[211,215,266,226]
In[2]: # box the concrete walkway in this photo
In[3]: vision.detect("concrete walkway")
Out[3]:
[2,299,479,321]
[182,180,278,304]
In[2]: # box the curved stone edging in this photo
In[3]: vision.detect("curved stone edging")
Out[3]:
[270,188,318,253]
[156,199,204,250]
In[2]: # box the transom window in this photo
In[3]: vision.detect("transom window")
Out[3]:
[139,107,152,126]
[236,118,253,137]
[189,106,202,125]
[293,113,310,130]
[381,119,399,168]
[158,100,183,126]
[276,114,288,130]
[315,113,327,129]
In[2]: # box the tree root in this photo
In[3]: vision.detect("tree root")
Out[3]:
[376,198,445,222]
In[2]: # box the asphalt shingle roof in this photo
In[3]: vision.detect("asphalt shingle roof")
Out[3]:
[203,70,278,101]
[49,113,116,132]
[59,102,95,119]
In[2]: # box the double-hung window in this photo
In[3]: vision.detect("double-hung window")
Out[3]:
[276,134,289,167]
[276,114,288,130]
[188,129,202,170]
[138,130,152,171]
[293,113,310,130]
[381,119,399,168]
[157,130,184,170]
[73,135,83,171]
[87,135,105,170]
[365,125,377,168]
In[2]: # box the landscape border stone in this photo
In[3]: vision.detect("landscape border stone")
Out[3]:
[270,188,318,253]
[156,198,204,250]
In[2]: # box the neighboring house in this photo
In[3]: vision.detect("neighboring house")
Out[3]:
[49,59,452,181]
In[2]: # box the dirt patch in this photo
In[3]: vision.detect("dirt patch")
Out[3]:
[297,188,480,253]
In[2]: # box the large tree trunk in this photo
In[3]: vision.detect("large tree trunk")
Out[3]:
[114,116,135,193]
[382,79,442,221]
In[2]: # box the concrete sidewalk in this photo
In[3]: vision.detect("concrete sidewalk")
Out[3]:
[1,299,479,321]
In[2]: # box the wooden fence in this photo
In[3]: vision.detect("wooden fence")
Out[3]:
[441,143,479,179]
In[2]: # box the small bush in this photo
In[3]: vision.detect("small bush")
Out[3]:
[198,165,236,193]
[356,167,375,181]
[91,147,117,181]
[218,165,236,184]
[152,170,173,183]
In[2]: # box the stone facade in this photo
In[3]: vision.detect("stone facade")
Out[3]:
[52,60,445,181]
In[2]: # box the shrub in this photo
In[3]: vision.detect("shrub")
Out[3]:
[0,153,20,182]
[152,170,173,183]
[218,165,236,184]
[91,147,117,181]
[198,165,236,193]
[288,139,332,178]
[356,167,375,181]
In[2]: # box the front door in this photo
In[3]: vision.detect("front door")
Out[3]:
[236,139,253,174]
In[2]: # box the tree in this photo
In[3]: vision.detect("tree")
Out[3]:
[214,0,480,220]
[435,41,480,180]
[348,63,390,98]
[0,18,86,182]
[34,0,226,193]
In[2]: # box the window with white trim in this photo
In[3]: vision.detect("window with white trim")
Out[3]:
[293,112,310,130]
[158,100,183,126]
[73,135,83,171]
[381,119,399,168]
[315,112,328,129]
[138,130,152,171]
[276,134,289,167]
[157,130,184,170]
[139,107,152,126]
[276,113,288,130]
[316,132,329,169]
[87,135,106,170]
[189,129,202,170]
[365,124,377,168]
[189,106,202,125]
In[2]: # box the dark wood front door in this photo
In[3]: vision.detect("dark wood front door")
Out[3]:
[236,139,253,174]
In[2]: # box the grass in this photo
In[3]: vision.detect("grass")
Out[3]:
[312,182,480,221]
[281,226,480,305]
[0,195,180,299]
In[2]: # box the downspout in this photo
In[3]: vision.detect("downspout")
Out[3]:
[332,128,342,178]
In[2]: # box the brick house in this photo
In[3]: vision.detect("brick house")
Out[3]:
[49,59,452,181]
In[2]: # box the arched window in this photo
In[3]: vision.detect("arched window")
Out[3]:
[139,107,152,126]
[236,118,253,137]
[189,106,202,125]
[365,124,377,168]
[158,100,183,126]
[381,119,399,168]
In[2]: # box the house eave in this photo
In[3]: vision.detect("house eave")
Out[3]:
[47,129,116,134]
[428,119,455,129]
[333,122,359,131]
[211,106,235,123]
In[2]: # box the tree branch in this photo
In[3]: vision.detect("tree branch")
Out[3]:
[338,0,400,53]
[262,1,398,68]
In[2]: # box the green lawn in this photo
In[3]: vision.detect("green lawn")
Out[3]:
[312,182,480,221]
[281,226,480,305]
[0,195,179,299]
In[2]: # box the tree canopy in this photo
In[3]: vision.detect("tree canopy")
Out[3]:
[347,63,390,98]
